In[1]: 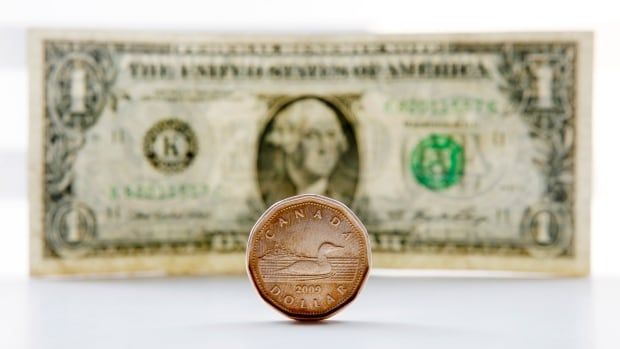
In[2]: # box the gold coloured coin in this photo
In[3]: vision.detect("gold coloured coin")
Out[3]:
[247,194,371,321]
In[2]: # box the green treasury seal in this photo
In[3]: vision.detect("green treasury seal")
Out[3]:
[411,133,464,191]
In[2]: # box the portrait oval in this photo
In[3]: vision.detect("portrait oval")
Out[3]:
[257,96,359,207]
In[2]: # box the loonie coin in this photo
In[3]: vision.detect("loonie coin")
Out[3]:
[247,194,371,320]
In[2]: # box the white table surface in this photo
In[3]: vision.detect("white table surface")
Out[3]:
[1,275,618,349]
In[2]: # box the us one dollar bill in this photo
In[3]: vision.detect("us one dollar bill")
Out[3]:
[29,30,592,276]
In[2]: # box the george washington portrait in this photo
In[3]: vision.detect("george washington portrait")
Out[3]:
[257,96,359,207]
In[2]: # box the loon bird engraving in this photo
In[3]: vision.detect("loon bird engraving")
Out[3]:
[276,242,343,276]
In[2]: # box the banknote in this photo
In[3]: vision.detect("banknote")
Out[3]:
[28,30,592,276]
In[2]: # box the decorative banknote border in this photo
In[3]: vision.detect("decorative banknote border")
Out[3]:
[43,42,117,257]
[41,40,577,259]
[497,44,576,257]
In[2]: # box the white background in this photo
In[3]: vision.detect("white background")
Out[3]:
[1,1,619,348]
[0,0,617,278]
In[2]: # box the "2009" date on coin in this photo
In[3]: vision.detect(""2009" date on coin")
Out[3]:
[295,284,322,294]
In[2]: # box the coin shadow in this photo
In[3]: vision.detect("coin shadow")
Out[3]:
[285,319,457,332]
[205,319,460,334]
[198,319,471,349]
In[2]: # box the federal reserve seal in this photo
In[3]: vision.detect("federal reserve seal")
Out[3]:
[143,119,198,174]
